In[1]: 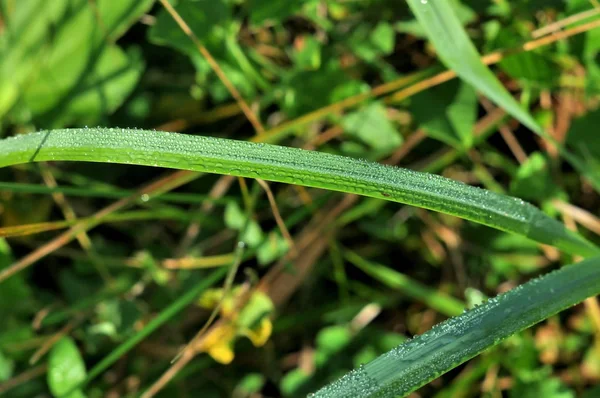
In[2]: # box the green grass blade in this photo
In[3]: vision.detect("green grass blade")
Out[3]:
[0,128,597,257]
[406,0,600,190]
[344,249,464,317]
[0,181,232,205]
[312,255,600,397]
[406,0,539,134]
[82,268,227,387]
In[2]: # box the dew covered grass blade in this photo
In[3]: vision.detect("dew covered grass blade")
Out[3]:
[312,255,600,397]
[406,0,600,190]
[0,128,597,258]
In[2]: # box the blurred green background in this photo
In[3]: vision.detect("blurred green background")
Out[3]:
[1,0,600,397]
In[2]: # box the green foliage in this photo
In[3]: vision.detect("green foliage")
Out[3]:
[342,102,403,156]
[2,128,597,257]
[409,80,477,148]
[47,337,87,398]
[0,0,150,126]
[2,0,600,397]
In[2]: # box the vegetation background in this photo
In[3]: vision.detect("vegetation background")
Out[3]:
[1,0,600,397]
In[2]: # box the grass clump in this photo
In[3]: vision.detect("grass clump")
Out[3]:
[1,0,600,397]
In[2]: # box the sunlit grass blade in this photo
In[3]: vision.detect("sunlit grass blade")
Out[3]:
[406,0,539,133]
[344,249,464,317]
[406,0,600,190]
[0,181,232,205]
[0,209,213,238]
[312,255,600,397]
[0,128,597,258]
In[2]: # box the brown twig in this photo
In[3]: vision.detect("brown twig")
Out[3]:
[157,0,264,134]
[255,178,297,257]
[532,7,600,38]
[0,364,48,396]
[479,97,528,164]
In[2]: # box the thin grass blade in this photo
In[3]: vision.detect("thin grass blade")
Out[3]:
[406,0,600,189]
[344,249,464,317]
[312,255,600,397]
[0,128,597,258]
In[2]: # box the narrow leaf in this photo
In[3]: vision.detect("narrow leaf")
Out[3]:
[312,255,600,397]
[406,0,600,189]
[406,0,540,133]
[0,128,597,258]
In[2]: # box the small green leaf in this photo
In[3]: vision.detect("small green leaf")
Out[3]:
[224,202,264,248]
[294,36,322,71]
[342,102,403,155]
[0,349,14,382]
[410,80,477,148]
[316,325,352,354]
[490,27,558,88]
[369,23,395,55]
[47,337,87,398]
[510,153,561,201]
[235,373,266,395]
[510,375,574,398]
[257,232,289,265]
[283,60,367,117]
[148,0,231,55]
[281,368,311,396]
[0,238,31,315]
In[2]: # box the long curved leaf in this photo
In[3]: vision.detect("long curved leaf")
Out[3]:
[312,255,600,397]
[0,128,597,257]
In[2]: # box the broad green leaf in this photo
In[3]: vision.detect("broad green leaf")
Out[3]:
[409,80,477,148]
[342,102,403,155]
[0,128,597,259]
[47,337,87,398]
[313,255,600,397]
[0,0,151,125]
[44,46,144,127]
[406,0,600,190]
